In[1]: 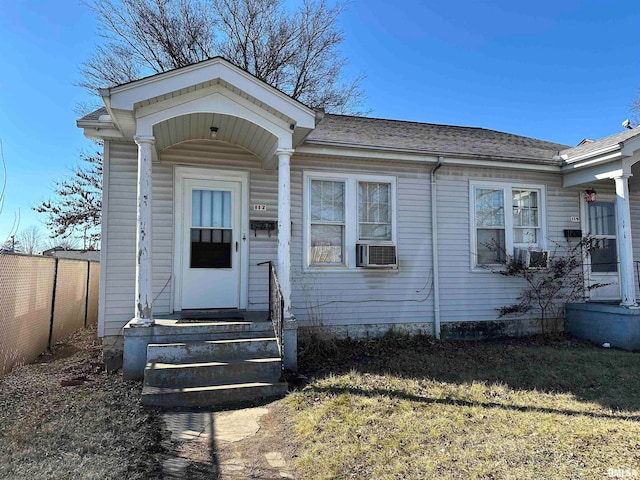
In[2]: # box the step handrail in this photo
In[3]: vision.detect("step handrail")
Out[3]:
[257,261,284,360]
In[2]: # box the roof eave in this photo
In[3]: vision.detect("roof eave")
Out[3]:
[301,139,561,166]
[561,144,620,164]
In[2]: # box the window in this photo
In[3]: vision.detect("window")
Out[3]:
[588,201,617,273]
[358,182,392,240]
[305,172,397,268]
[471,182,545,267]
[310,180,345,265]
[190,189,233,268]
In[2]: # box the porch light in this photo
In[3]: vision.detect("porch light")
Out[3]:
[210,126,218,139]
[584,188,597,203]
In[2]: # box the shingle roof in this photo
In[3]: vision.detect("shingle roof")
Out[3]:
[79,108,572,163]
[306,114,570,162]
[560,127,640,161]
[79,107,107,122]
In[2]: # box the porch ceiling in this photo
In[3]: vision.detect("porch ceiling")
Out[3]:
[152,112,278,161]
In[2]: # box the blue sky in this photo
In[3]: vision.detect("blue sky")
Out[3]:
[0,0,639,241]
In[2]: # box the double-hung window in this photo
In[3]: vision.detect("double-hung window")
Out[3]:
[305,172,397,269]
[471,182,545,267]
[310,179,345,265]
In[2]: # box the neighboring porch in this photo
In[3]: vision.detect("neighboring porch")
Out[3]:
[561,128,640,350]
[566,302,640,351]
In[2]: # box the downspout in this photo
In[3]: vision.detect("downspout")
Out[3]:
[431,157,443,339]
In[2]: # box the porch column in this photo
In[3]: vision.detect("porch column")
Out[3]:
[276,148,295,318]
[277,148,297,371]
[614,174,637,307]
[132,135,155,325]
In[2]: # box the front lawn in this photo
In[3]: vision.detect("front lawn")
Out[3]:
[285,333,640,479]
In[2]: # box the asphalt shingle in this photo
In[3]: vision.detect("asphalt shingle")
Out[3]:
[79,107,108,122]
[306,114,570,162]
[560,127,640,161]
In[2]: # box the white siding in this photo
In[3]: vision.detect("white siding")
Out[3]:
[290,155,434,330]
[102,138,640,340]
[435,165,611,324]
[102,140,279,337]
[103,142,137,337]
[628,168,640,300]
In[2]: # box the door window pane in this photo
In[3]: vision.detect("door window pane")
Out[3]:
[588,202,615,236]
[192,189,231,228]
[190,228,232,268]
[190,188,233,268]
[358,182,392,240]
[590,239,617,273]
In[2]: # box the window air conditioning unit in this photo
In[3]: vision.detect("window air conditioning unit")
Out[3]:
[514,248,549,269]
[356,243,397,268]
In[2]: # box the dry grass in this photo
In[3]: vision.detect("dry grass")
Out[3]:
[286,332,640,479]
[0,325,163,480]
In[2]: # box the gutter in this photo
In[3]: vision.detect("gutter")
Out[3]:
[431,157,443,339]
[298,141,563,167]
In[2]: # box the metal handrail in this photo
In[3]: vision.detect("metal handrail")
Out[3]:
[257,261,284,359]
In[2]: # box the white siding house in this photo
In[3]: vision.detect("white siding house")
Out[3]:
[78,57,640,370]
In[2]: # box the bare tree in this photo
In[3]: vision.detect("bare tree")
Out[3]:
[17,225,44,255]
[81,0,216,90]
[632,94,640,125]
[34,151,102,250]
[1,235,19,254]
[81,0,364,113]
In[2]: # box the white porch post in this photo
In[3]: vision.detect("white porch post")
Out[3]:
[614,174,637,307]
[276,148,294,317]
[132,135,155,325]
[277,147,297,371]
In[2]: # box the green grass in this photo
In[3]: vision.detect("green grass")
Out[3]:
[285,333,640,479]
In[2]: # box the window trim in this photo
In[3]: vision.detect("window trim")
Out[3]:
[303,171,398,271]
[469,181,547,271]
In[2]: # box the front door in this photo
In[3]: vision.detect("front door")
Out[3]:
[584,199,620,300]
[180,179,242,309]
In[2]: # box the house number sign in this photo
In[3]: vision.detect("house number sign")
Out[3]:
[253,204,267,211]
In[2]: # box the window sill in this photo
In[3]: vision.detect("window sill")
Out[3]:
[471,265,506,273]
[303,266,399,274]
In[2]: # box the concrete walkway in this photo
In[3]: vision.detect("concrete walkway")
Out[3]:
[160,405,295,479]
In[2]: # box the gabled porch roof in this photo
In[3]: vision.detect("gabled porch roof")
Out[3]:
[561,127,640,187]
[78,57,318,167]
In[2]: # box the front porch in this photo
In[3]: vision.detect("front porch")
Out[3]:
[566,302,640,351]
[123,309,289,407]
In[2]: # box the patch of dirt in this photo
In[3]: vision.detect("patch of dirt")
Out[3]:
[156,402,299,480]
[227,403,299,479]
[0,325,164,480]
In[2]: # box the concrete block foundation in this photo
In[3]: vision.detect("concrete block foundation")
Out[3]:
[566,302,640,351]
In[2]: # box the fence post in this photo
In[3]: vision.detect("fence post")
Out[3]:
[84,260,91,328]
[47,258,59,349]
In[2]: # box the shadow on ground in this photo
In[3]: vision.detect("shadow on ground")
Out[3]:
[157,401,295,479]
[298,332,640,412]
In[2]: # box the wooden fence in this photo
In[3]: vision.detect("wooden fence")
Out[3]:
[0,254,99,375]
